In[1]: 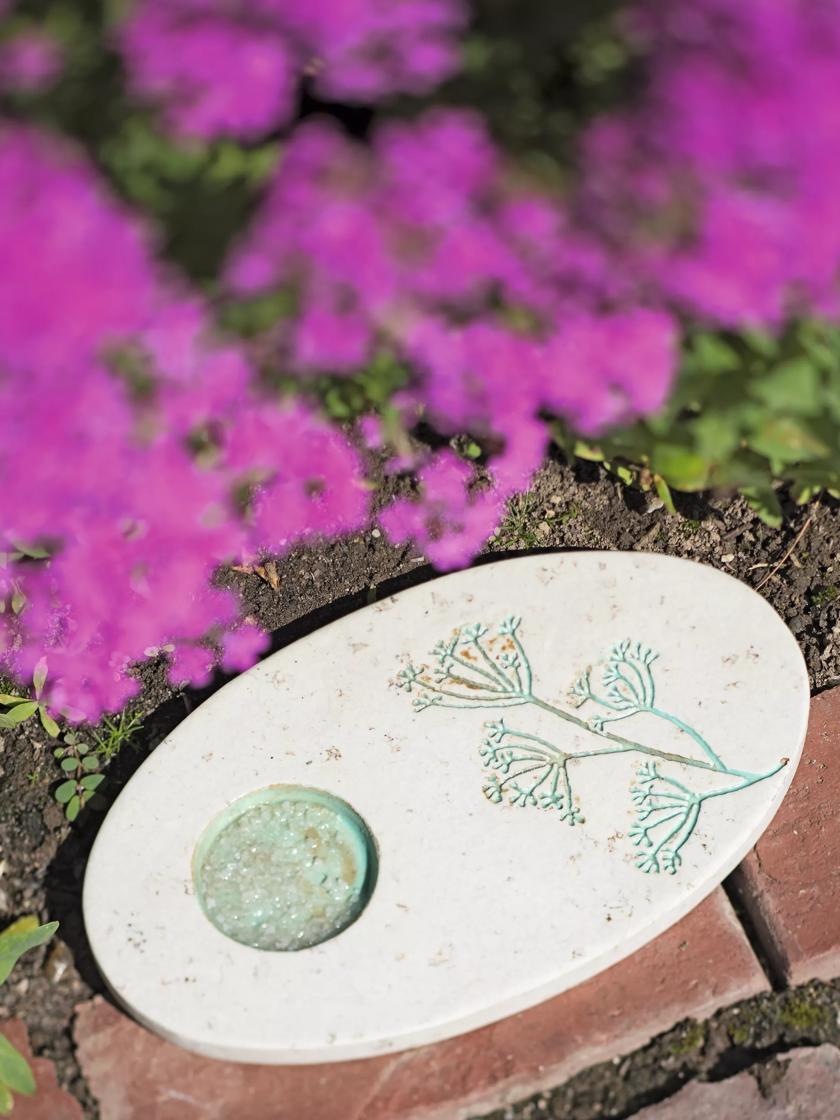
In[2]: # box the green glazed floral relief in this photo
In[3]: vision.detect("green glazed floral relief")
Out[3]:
[394,618,787,875]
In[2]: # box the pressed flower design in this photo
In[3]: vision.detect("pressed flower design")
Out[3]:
[395,617,787,875]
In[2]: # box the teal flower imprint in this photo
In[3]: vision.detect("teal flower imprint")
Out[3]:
[394,618,787,875]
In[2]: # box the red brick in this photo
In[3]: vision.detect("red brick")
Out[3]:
[729,685,840,985]
[0,1019,84,1120]
[632,1044,840,1120]
[75,889,766,1120]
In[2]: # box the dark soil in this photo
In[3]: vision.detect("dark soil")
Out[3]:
[1,454,839,1118]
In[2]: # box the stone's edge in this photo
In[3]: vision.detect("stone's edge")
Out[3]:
[84,715,809,1065]
[81,549,812,1063]
[443,892,770,1120]
[71,891,769,1120]
[96,866,779,1065]
[72,682,840,1116]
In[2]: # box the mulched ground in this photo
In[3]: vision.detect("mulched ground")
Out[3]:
[1,452,839,1118]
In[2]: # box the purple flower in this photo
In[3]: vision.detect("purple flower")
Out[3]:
[118,7,297,140]
[578,0,840,326]
[0,125,159,375]
[116,0,466,140]
[0,122,370,717]
[379,450,502,571]
[168,645,216,688]
[225,109,679,489]
[540,309,678,435]
[0,30,63,93]
[221,624,270,673]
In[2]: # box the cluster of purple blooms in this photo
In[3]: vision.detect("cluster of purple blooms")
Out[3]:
[225,110,677,563]
[0,2,62,95]
[118,0,467,139]
[580,0,840,327]
[0,125,367,719]
[3,0,840,717]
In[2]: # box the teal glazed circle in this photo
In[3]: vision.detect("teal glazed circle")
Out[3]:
[193,786,377,952]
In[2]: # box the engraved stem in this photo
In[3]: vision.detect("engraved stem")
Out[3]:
[474,639,516,691]
[449,652,509,691]
[672,802,701,856]
[647,706,726,769]
[529,696,781,785]
[512,631,533,694]
[420,681,525,706]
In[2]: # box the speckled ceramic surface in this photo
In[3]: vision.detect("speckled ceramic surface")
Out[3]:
[82,552,809,1063]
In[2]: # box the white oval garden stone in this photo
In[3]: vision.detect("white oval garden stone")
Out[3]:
[83,552,809,1063]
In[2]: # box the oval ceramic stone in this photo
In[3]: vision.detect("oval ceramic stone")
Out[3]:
[83,552,809,1063]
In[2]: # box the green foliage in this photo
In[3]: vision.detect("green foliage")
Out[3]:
[555,322,840,525]
[283,349,412,422]
[0,917,58,1114]
[0,917,58,987]
[438,0,632,171]
[8,1,278,282]
[0,544,52,622]
[53,732,106,822]
[494,492,542,548]
[0,659,60,738]
[98,120,279,280]
[90,706,143,762]
[218,288,298,339]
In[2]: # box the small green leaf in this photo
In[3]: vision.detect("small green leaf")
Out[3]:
[0,918,58,985]
[573,440,605,463]
[32,658,48,700]
[53,748,65,760]
[0,694,24,706]
[10,590,26,616]
[742,485,784,528]
[77,743,89,756]
[0,1080,13,1114]
[741,327,780,359]
[653,475,677,514]
[690,411,742,462]
[0,917,37,945]
[751,358,821,415]
[651,445,710,490]
[60,757,78,773]
[0,1035,35,1096]
[790,483,820,505]
[613,464,635,486]
[0,702,38,725]
[80,773,105,791]
[10,540,50,560]
[82,755,100,772]
[54,780,77,804]
[65,796,81,823]
[39,709,60,738]
[690,332,741,374]
[748,417,830,464]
